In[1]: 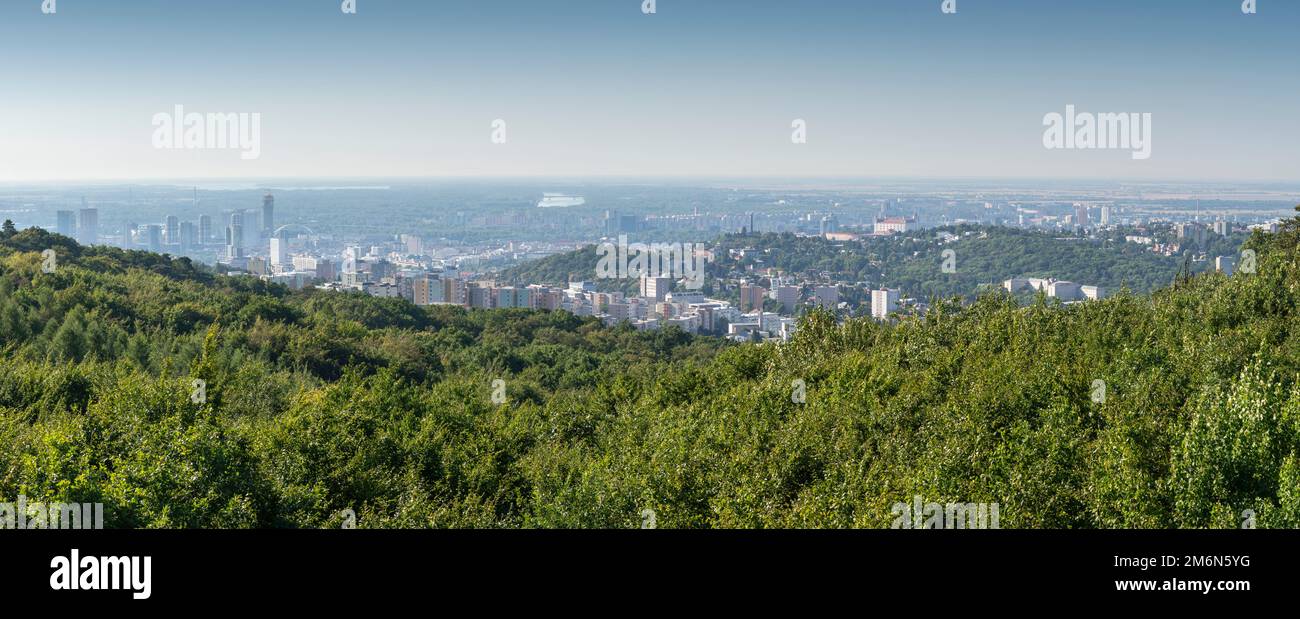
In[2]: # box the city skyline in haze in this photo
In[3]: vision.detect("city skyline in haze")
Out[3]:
[2,0,1297,182]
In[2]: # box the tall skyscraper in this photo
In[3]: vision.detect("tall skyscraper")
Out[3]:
[55,210,76,237]
[603,211,639,235]
[226,212,245,259]
[244,211,260,249]
[199,214,213,243]
[179,221,196,252]
[262,193,275,236]
[819,214,838,236]
[871,288,900,320]
[223,209,257,252]
[145,224,163,253]
[165,215,180,245]
[343,246,361,274]
[77,207,98,246]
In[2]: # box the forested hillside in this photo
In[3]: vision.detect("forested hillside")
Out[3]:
[2,214,1299,528]
[500,226,1244,300]
[713,225,1244,298]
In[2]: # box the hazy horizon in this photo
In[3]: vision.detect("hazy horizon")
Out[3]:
[5,174,1300,184]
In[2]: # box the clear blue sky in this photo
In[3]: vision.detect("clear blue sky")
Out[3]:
[1,0,1295,181]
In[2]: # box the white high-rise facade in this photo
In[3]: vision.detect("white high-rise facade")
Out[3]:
[871,288,899,320]
[270,237,288,267]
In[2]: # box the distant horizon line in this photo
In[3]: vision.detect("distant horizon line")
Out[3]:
[3,175,1300,187]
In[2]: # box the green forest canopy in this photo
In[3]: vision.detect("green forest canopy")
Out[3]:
[1,213,1298,528]
[500,225,1246,301]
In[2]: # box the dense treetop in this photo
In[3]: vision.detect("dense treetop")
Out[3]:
[500,225,1247,304]
[2,214,1298,528]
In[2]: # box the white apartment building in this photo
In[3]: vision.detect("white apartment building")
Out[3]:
[1080,285,1105,300]
[1216,256,1237,275]
[1004,278,1103,302]
[871,288,900,320]
[1048,281,1082,301]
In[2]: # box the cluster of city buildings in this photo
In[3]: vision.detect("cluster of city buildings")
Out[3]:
[867,288,931,320]
[317,265,800,341]
[1006,201,1124,230]
[214,211,807,341]
[642,197,1282,242]
[1002,278,1106,302]
[47,191,1285,341]
[53,201,100,247]
[56,193,279,259]
[814,201,921,241]
[1121,219,1260,269]
[1126,220,1238,256]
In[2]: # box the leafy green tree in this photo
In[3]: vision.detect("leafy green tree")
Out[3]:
[4,211,1300,528]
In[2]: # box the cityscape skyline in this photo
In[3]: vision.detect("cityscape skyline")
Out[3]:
[9,177,1270,347]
